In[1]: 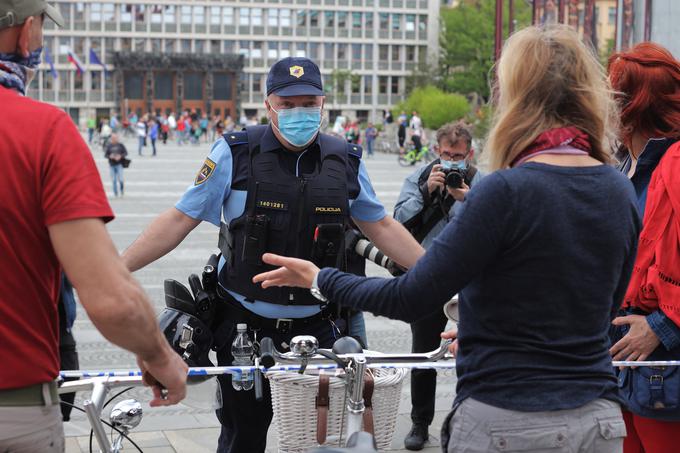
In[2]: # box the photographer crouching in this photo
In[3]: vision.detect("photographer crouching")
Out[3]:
[394,121,484,450]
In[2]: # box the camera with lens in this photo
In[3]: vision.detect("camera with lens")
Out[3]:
[442,167,467,189]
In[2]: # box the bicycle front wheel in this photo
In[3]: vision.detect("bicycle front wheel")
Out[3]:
[398,155,412,167]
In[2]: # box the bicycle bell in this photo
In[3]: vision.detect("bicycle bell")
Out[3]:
[109,399,143,431]
[290,335,319,357]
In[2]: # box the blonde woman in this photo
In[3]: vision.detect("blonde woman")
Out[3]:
[253,26,639,451]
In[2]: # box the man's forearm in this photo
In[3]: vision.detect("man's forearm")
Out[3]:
[123,208,200,271]
[355,216,424,268]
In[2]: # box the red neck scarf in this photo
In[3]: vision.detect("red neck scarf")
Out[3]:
[510,127,592,167]
[623,141,680,324]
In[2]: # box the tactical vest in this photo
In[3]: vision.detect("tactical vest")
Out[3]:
[218,125,364,306]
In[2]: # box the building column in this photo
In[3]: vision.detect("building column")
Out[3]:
[176,71,184,114]
[206,71,214,115]
[145,69,153,114]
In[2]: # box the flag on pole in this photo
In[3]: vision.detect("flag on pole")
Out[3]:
[66,48,85,75]
[44,47,58,79]
[89,49,109,77]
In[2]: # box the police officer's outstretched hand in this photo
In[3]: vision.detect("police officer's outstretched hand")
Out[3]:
[253,253,320,289]
[137,343,188,407]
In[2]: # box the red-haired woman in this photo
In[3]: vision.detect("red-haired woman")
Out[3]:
[608,42,680,453]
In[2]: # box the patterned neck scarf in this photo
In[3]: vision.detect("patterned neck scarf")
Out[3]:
[0,48,42,95]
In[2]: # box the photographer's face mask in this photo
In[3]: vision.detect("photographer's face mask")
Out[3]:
[440,157,467,171]
[270,105,322,148]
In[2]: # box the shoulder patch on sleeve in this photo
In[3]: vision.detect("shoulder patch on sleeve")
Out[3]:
[223,131,249,147]
[347,143,363,159]
[194,157,217,185]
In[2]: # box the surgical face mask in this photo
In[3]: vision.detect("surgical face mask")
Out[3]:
[440,159,456,170]
[271,105,322,148]
[0,47,43,69]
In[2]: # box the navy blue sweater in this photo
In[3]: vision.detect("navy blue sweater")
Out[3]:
[319,162,640,412]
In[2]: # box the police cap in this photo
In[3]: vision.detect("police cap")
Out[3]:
[266,57,324,97]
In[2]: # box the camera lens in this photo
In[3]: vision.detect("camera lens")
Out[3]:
[445,170,464,189]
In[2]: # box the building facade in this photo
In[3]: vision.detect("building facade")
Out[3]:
[30,0,440,126]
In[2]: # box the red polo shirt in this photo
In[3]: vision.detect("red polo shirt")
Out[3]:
[0,86,114,389]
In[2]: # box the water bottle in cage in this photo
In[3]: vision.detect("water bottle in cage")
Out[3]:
[231,323,254,391]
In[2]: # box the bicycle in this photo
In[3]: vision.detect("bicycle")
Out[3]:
[398,143,434,167]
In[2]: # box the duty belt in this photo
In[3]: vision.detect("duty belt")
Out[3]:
[0,381,59,407]
[216,286,333,335]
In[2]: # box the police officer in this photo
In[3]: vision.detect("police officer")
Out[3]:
[122,57,424,453]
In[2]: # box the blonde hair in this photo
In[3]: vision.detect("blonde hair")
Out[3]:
[485,25,618,170]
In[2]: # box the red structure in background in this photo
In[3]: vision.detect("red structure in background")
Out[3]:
[495,0,652,61]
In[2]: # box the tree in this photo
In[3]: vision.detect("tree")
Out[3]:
[439,0,532,100]
[394,86,470,130]
[326,69,360,107]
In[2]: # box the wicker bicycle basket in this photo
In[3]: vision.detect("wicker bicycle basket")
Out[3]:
[267,364,406,453]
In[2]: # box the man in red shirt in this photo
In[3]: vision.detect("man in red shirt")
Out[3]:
[0,2,187,451]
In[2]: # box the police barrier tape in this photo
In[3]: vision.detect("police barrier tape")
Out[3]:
[58,360,680,379]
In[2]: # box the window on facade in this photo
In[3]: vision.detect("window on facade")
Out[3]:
[406,45,415,61]
[214,73,233,100]
[351,76,360,93]
[296,43,306,57]
[154,73,173,99]
[391,45,400,61]
[365,12,373,29]
[364,75,372,94]
[268,42,278,59]
[418,15,427,32]
[90,3,102,21]
[281,9,291,27]
[74,37,84,55]
[252,9,263,26]
[196,40,205,53]
[268,9,279,27]
[90,38,101,54]
[104,39,114,61]
[419,45,427,62]
[185,73,204,100]
[210,7,221,25]
[102,3,114,22]
[392,14,401,30]
[121,38,131,52]
[379,45,388,61]
[124,72,144,99]
[223,8,234,25]
[379,13,388,30]
[181,6,192,24]
[297,10,306,27]
[338,12,347,28]
[43,70,54,91]
[325,11,334,28]
[364,43,373,60]
[74,72,83,90]
[252,74,262,95]
[194,6,205,24]
[239,41,249,55]
[337,43,346,60]
[379,76,388,94]
[309,43,319,59]
[134,38,145,51]
[164,5,175,23]
[352,44,361,61]
[239,8,250,25]
[608,7,616,24]
[391,76,399,94]
[211,40,221,53]
[224,40,234,53]
[181,39,191,52]
[151,39,161,52]
[405,14,415,31]
[74,2,85,24]
[310,10,319,27]
[134,5,145,23]
[324,43,333,60]
[352,12,362,29]
[281,42,291,58]
[165,40,175,53]
[253,41,263,58]
[91,71,101,90]
[59,3,71,27]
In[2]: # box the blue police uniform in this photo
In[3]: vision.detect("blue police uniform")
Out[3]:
[174,57,387,453]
